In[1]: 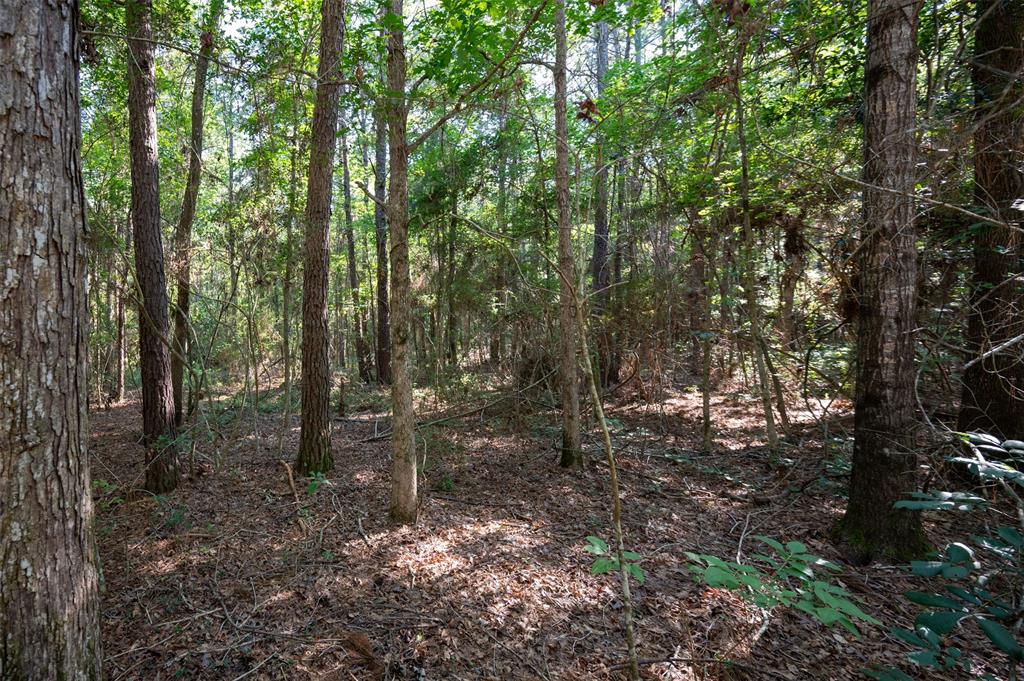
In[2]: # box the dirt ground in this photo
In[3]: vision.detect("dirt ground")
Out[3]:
[90,382,1005,680]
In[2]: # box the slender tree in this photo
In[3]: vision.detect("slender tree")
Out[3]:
[0,0,103,674]
[592,18,613,386]
[128,0,179,493]
[374,100,393,384]
[342,133,373,382]
[958,0,1024,439]
[556,0,583,467]
[296,0,346,474]
[385,0,418,522]
[835,0,927,562]
[172,0,224,426]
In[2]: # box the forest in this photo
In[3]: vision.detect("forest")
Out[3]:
[4,0,1024,678]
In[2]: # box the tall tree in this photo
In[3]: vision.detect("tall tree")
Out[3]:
[591,18,613,386]
[172,0,224,426]
[296,0,346,475]
[385,0,418,522]
[342,133,372,383]
[128,0,179,493]
[958,0,1024,439]
[556,0,583,467]
[0,0,103,674]
[374,100,392,384]
[835,0,927,562]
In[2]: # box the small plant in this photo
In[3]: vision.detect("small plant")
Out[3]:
[868,432,1024,680]
[585,536,646,584]
[685,536,879,636]
[153,495,190,531]
[306,471,329,496]
[91,478,124,510]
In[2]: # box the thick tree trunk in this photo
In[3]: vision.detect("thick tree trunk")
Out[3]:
[556,0,582,468]
[172,0,223,426]
[127,0,179,493]
[385,0,418,523]
[0,1,103,676]
[958,0,1024,439]
[295,0,345,475]
[835,0,927,563]
[374,98,392,385]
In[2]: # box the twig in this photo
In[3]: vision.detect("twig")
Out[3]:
[230,652,278,681]
[278,460,308,534]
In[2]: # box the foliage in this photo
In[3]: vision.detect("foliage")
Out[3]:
[585,536,646,585]
[685,536,880,636]
[868,433,1024,680]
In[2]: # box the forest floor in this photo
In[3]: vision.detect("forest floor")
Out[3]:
[90,374,1001,680]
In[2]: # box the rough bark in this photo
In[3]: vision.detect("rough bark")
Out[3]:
[556,0,583,468]
[295,0,345,475]
[127,0,179,493]
[385,0,418,523]
[374,97,392,385]
[0,0,104,675]
[958,0,1024,439]
[172,0,223,426]
[835,0,927,563]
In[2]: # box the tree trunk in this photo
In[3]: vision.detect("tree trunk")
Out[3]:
[385,0,418,523]
[556,0,583,468]
[592,19,613,387]
[343,134,373,383]
[127,0,179,493]
[958,0,1024,439]
[835,0,927,563]
[778,213,806,348]
[112,215,129,403]
[295,0,345,475]
[374,94,393,385]
[0,2,103,675]
[733,42,779,450]
[172,0,223,427]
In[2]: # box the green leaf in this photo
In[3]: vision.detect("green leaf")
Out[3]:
[915,611,962,636]
[625,561,646,584]
[591,557,618,575]
[585,536,608,555]
[910,561,944,577]
[976,618,1024,660]
[703,565,739,589]
[905,592,963,610]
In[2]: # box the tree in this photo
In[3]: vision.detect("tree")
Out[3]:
[385,0,418,522]
[0,0,103,674]
[834,0,927,563]
[958,0,1024,439]
[128,0,179,493]
[556,0,583,468]
[374,99,392,385]
[342,132,373,383]
[591,17,613,387]
[296,0,346,475]
[172,0,225,426]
